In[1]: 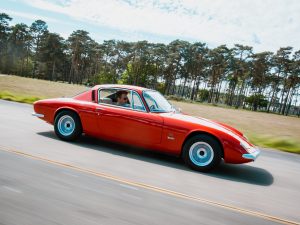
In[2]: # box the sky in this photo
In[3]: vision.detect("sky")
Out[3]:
[1,0,300,53]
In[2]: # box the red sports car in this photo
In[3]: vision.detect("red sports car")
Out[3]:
[32,84,260,172]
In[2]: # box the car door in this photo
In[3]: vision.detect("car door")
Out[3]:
[96,88,163,146]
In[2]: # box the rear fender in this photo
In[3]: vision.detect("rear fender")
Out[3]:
[54,107,80,124]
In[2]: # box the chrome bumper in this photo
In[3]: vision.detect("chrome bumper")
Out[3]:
[242,148,260,161]
[32,112,44,118]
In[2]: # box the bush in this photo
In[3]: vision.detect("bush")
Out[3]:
[197,89,209,102]
[245,94,268,110]
[166,95,186,101]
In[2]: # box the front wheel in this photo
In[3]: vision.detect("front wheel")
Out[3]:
[54,111,82,141]
[182,134,222,172]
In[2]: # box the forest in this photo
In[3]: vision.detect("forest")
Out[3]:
[0,13,299,116]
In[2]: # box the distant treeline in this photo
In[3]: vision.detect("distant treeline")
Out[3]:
[0,13,299,116]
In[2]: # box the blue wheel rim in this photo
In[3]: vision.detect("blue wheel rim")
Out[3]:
[57,115,75,136]
[189,142,214,166]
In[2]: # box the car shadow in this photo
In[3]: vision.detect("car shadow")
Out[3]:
[210,163,273,186]
[37,131,274,186]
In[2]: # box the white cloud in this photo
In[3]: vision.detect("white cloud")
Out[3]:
[2,9,60,23]
[22,0,300,52]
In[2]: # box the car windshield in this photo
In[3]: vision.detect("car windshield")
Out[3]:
[143,90,173,113]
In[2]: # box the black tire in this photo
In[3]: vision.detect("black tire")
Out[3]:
[182,134,222,172]
[54,110,82,141]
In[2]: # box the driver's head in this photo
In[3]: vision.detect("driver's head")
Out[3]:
[116,90,128,105]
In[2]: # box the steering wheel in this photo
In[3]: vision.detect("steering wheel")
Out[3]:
[149,105,156,112]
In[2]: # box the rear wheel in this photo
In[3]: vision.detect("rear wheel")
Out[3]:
[182,134,222,172]
[54,111,82,141]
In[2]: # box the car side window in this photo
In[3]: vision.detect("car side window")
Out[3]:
[98,88,133,109]
[98,89,115,105]
[132,92,146,111]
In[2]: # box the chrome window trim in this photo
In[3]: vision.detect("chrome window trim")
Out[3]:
[97,87,147,113]
[131,91,147,112]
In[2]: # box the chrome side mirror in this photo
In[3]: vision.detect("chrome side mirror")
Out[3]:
[171,104,182,113]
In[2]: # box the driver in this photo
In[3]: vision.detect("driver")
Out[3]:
[116,90,130,107]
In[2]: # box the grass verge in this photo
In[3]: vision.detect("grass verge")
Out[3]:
[0,91,43,104]
[249,134,300,154]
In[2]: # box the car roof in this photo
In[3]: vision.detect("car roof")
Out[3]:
[93,84,152,92]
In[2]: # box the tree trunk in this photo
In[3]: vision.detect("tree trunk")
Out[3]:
[181,77,187,97]
[194,76,202,100]
[215,81,222,103]
[281,87,291,115]
[171,78,176,95]
[51,61,56,81]
[285,93,293,116]
[208,85,214,103]
[26,44,30,76]
[267,84,276,113]
[278,77,288,113]
[284,87,295,116]
[190,78,197,100]
[228,82,236,106]
[235,79,245,109]
[20,57,25,76]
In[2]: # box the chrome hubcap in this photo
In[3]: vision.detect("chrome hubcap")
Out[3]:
[189,142,214,166]
[57,115,75,136]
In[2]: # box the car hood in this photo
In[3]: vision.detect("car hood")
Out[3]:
[160,112,246,139]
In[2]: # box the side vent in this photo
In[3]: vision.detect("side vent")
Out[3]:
[91,90,96,102]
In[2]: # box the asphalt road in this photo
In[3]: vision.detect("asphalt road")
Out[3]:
[0,99,299,225]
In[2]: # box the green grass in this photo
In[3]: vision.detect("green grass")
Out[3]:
[0,91,43,104]
[249,134,300,154]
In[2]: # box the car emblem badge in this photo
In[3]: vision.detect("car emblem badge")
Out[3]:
[167,133,175,140]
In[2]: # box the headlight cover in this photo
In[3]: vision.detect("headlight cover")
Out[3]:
[240,140,256,153]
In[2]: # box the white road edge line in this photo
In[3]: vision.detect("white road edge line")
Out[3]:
[119,183,139,191]
[2,186,22,194]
